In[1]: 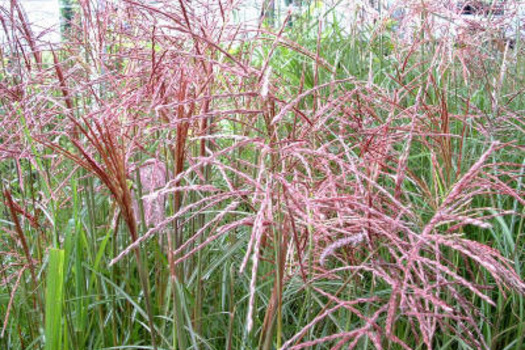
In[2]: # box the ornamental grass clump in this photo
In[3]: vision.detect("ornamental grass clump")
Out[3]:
[0,0,524,349]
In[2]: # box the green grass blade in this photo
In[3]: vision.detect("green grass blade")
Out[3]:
[45,248,65,350]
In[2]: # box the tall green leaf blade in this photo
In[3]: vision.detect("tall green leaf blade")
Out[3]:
[45,248,65,350]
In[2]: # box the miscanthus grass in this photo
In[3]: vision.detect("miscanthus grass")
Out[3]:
[1,0,524,349]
